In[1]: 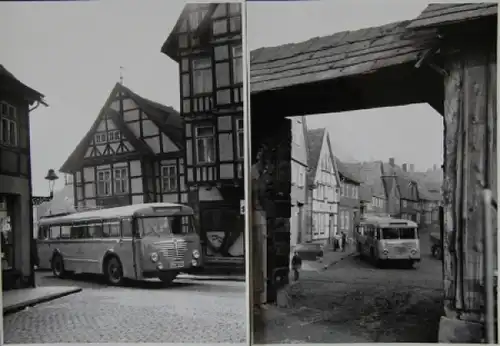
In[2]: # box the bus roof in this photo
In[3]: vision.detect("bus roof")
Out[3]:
[359,215,418,228]
[38,203,194,225]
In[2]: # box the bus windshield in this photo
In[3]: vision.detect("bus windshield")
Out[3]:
[138,216,194,237]
[381,228,417,240]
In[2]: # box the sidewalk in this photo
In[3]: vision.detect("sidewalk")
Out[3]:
[3,286,82,315]
[300,246,355,273]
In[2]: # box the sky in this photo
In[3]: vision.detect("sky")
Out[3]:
[0,0,192,195]
[246,0,447,172]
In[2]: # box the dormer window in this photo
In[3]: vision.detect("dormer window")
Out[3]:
[108,130,121,142]
[94,133,107,144]
[192,58,213,94]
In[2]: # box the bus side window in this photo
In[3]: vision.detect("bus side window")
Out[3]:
[60,225,71,239]
[49,226,61,239]
[70,224,88,239]
[38,226,49,240]
[103,222,120,237]
[121,219,133,237]
[88,224,103,238]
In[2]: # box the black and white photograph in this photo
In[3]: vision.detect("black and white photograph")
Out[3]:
[248,1,497,344]
[1,1,246,343]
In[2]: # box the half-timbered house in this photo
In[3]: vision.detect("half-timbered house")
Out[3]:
[0,65,46,290]
[306,128,340,244]
[59,83,186,210]
[161,3,244,271]
[290,116,309,249]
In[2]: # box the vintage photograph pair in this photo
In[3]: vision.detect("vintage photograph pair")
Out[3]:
[0,0,498,344]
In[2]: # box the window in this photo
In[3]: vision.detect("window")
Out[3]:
[236,118,244,159]
[94,133,107,144]
[0,101,18,146]
[232,45,243,84]
[188,10,206,30]
[108,130,121,142]
[216,62,230,88]
[192,58,213,94]
[195,125,215,164]
[161,165,177,192]
[121,219,133,237]
[97,169,112,196]
[402,200,407,208]
[213,19,228,35]
[103,221,121,237]
[182,74,190,97]
[114,167,128,194]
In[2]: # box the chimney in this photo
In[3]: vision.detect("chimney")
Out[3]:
[402,163,407,172]
[389,157,395,167]
[410,164,415,172]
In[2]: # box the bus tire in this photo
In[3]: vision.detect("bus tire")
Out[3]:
[51,253,66,278]
[104,255,124,286]
[159,272,178,286]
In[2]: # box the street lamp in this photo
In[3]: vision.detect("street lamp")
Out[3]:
[44,169,59,199]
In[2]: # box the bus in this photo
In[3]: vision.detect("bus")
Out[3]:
[37,203,203,285]
[354,215,420,268]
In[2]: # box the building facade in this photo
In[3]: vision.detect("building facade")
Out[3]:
[59,83,186,211]
[0,65,46,290]
[336,159,361,241]
[161,3,244,270]
[289,116,308,248]
[306,128,339,244]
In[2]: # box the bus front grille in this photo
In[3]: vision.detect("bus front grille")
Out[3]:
[155,240,188,260]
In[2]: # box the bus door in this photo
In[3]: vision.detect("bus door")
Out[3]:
[112,218,139,279]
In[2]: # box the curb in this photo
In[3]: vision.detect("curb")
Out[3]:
[178,275,245,282]
[320,252,356,271]
[3,288,83,316]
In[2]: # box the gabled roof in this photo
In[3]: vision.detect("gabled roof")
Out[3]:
[250,20,436,93]
[0,64,47,106]
[335,158,361,184]
[396,174,418,201]
[59,83,182,173]
[161,3,215,61]
[407,3,497,30]
[306,128,325,185]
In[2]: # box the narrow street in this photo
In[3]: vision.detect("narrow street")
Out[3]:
[4,272,246,343]
[256,230,443,343]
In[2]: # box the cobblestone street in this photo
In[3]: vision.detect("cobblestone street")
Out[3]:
[255,231,443,343]
[4,272,246,343]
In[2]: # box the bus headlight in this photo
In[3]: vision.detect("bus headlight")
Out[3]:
[383,249,389,255]
[150,252,159,263]
[191,259,198,266]
[192,250,200,259]
[411,249,417,255]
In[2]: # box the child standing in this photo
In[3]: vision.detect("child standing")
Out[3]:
[291,251,302,281]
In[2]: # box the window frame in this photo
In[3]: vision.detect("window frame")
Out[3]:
[232,45,243,84]
[161,164,178,192]
[194,124,215,164]
[192,57,213,95]
[97,169,112,196]
[236,118,244,159]
[113,167,129,195]
[0,101,18,147]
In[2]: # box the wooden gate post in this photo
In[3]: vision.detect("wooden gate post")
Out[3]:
[439,39,497,343]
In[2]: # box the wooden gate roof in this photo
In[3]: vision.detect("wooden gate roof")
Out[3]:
[407,3,497,30]
[250,3,497,95]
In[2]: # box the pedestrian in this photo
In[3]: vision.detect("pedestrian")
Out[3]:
[291,251,302,281]
[342,231,347,252]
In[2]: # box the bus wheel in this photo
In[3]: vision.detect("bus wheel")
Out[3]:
[105,256,124,286]
[159,272,178,286]
[51,254,66,278]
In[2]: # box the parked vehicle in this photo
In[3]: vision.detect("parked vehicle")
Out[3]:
[37,203,203,285]
[354,215,420,268]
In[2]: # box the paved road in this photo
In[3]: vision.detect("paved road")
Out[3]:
[4,272,246,343]
[256,231,444,343]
